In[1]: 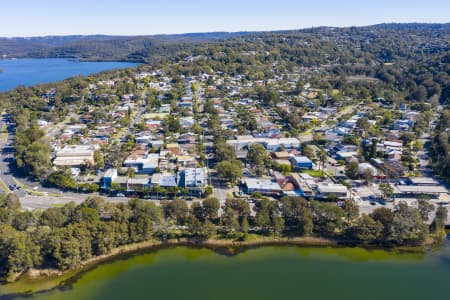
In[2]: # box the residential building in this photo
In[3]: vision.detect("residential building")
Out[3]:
[291,156,313,170]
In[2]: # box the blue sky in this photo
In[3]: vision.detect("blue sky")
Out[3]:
[0,0,449,37]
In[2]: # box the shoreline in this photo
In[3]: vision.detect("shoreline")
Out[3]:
[0,234,445,298]
[22,236,336,281]
[14,234,435,283]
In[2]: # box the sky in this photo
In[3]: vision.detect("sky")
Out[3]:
[0,0,449,37]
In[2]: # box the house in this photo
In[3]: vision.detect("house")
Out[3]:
[166,143,181,155]
[54,145,95,167]
[272,151,291,160]
[272,151,291,166]
[242,178,283,196]
[291,156,313,170]
[316,184,349,200]
[336,151,358,162]
[394,119,413,131]
[178,133,197,144]
[150,140,164,150]
[226,136,300,152]
[135,135,153,144]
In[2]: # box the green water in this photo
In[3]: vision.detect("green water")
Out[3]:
[1,238,450,300]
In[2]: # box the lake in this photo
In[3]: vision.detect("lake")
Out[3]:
[0,59,138,92]
[1,235,449,300]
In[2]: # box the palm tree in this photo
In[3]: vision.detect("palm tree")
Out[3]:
[317,149,327,173]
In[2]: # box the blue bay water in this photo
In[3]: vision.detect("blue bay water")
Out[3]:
[0,59,138,92]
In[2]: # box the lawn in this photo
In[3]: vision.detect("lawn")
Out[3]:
[301,170,325,177]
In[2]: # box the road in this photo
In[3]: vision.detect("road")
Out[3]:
[0,113,24,195]
[19,192,130,210]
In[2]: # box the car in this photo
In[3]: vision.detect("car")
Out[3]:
[116,193,125,197]
[370,201,377,206]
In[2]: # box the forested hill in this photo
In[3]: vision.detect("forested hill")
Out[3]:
[0,32,254,62]
[0,23,448,63]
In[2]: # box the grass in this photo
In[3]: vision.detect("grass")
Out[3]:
[49,193,63,198]
[298,129,312,136]
[0,178,11,193]
[0,125,8,143]
[301,170,326,177]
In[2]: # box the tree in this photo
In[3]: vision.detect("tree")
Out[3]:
[162,199,188,225]
[279,164,291,175]
[356,117,370,132]
[46,170,77,190]
[343,200,360,224]
[40,207,67,228]
[247,144,268,176]
[345,214,383,243]
[345,160,359,179]
[4,193,21,210]
[164,115,181,133]
[214,142,236,162]
[371,207,394,241]
[280,196,313,236]
[253,198,284,235]
[204,186,213,196]
[302,145,315,160]
[202,197,220,221]
[311,201,345,237]
[216,160,242,186]
[390,202,428,245]
[191,202,204,222]
[417,197,434,221]
[254,199,272,231]
[431,205,448,233]
[379,183,394,201]
[0,225,40,279]
[317,149,327,172]
[14,125,51,179]
[94,150,105,169]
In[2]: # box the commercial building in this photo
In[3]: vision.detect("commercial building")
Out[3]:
[53,145,95,167]
[242,178,283,196]
[316,184,349,200]
[123,153,159,174]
